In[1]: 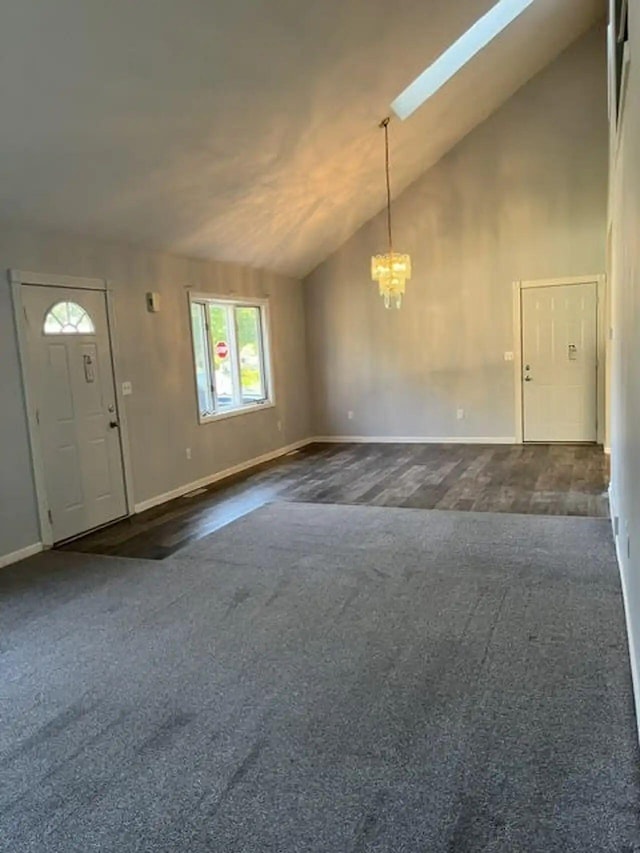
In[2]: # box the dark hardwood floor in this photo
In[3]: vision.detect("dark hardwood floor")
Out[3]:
[59,442,610,561]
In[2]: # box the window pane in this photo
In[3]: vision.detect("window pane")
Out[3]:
[236,307,265,403]
[191,303,214,417]
[208,305,234,410]
[76,313,94,333]
[190,298,271,421]
[44,301,95,335]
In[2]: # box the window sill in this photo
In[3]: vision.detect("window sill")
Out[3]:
[198,401,275,425]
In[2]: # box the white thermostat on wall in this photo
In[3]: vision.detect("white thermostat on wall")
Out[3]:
[146,291,161,313]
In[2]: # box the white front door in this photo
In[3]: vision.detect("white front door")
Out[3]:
[521,282,598,442]
[22,285,127,542]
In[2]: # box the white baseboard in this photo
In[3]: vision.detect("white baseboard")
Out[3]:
[0,542,43,569]
[312,435,517,445]
[133,438,314,514]
[609,484,640,742]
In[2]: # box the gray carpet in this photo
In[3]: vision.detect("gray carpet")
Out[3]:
[1,503,639,852]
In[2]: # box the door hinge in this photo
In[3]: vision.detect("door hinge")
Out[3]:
[47,509,53,525]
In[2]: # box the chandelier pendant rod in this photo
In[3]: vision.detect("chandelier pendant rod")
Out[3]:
[380,117,393,256]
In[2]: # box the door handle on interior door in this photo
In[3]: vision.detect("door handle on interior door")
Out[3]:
[109,420,120,429]
[524,376,532,382]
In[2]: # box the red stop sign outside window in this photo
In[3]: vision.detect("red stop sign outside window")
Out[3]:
[215,341,229,360]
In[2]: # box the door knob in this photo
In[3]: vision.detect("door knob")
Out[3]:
[109,420,119,429]
[524,376,532,382]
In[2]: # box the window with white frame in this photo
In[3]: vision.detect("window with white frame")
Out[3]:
[189,295,272,421]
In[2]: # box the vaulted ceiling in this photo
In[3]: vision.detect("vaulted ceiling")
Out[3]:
[0,0,603,277]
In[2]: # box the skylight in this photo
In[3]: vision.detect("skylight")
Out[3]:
[391,0,537,120]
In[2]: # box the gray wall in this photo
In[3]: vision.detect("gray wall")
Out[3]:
[0,228,310,558]
[609,3,640,724]
[305,26,608,440]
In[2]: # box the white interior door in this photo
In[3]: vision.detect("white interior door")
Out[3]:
[22,285,127,542]
[521,282,597,442]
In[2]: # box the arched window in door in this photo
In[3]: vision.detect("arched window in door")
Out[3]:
[43,301,95,335]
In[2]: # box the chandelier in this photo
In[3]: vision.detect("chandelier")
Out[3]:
[371,117,411,309]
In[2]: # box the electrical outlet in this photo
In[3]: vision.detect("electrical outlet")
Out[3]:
[456,408,464,420]
[186,448,192,460]
[348,411,354,420]
[504,351,514,362]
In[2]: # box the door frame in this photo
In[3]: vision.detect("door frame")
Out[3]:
[512,275,606,445]
[9,269,135,547]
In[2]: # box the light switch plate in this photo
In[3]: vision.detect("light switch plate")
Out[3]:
[122,381,133,396]
[504,351,514,361]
